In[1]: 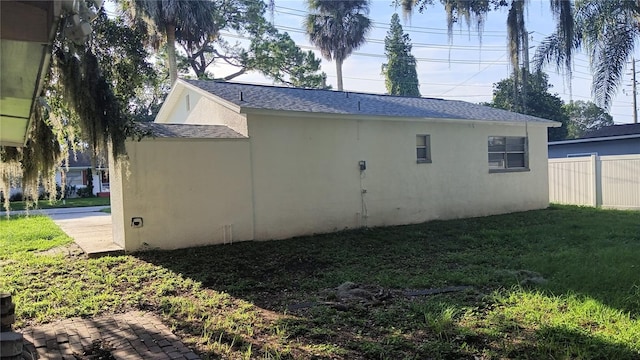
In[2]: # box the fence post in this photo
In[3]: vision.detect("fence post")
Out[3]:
[595,155,602,207]
[590,155,597,207]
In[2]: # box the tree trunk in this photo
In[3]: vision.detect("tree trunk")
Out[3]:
[336,58,344,91]
[166,23,178,84]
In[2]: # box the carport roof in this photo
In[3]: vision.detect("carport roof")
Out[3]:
[136,122,247,139]
[183,79,558,125]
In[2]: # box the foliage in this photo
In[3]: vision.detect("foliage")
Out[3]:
[2,206,640,358]
[120,0,218,84]
[382,14,420,97]
[563,100,614,139]
[305,0,372,91]
[487,70,570,141]
[399,1,638,108]
[536,0,640,109]
[177,0,327,88]
[0,8,154,212]
[86,168,94,197]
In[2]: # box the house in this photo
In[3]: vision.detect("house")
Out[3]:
[1,151,109,200]
[109,80,559,251]
[56,152,110,197]
[548,123,640,158]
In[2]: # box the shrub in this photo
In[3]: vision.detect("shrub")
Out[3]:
[76,187,94,198]
[9,192,23,202]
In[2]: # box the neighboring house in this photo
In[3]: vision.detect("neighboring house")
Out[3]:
[548,123,640,158]
[3,152,109,199]
[57,152,110,197]
[109,80,559,251]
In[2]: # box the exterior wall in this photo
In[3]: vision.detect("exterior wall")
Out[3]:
[246,114,550,241]
[109,149,126,249]
[548,138,640,158]
[549,154,640,209]
[110,138,253,251]
[155,88,248,136]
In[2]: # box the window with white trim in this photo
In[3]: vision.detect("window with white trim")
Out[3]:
[416,135,431,163]
[488,136,527,170]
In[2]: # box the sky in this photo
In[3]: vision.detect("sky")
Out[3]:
[213,0,639,125]
[107,0,639,125]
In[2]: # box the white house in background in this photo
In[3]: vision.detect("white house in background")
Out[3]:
[3,151,109,200]
[109,80,559,252]
[56,152,110,197]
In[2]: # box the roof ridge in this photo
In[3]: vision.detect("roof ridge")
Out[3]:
[182,78,445,101]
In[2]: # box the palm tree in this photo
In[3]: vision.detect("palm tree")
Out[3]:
[535,0,640,109]
[304,0,372,91]
[121,0,216,84]
[401,0,640,109]
[400,0,572,98]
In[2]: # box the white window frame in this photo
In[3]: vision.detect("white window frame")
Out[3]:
[416,134,432,163]
[488,136,529,172]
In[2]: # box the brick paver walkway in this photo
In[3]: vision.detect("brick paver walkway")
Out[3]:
[21,311,200,360]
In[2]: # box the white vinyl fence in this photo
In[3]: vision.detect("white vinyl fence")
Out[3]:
[549,154,640,210]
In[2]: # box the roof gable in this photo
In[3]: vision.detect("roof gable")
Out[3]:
[183,79,557,125]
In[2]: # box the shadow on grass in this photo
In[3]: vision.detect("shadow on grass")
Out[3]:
[133,206,640,358]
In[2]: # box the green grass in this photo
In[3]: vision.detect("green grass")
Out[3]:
[5,197,110,211]
[1,205,639,359]
[0,216,73,256]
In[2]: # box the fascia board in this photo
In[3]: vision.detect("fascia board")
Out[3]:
[549,133,640,145]
[240,108,559,128]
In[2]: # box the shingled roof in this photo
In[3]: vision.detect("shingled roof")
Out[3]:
[581,123,640,139]
[136,123,246,139]
[183,79,557,125]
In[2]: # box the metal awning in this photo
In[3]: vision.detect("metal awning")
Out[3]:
[0,1,60,147]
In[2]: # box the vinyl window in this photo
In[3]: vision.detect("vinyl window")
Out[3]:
[416,135,431,163]
[488,136,528,171]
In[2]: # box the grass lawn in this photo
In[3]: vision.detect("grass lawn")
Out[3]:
[1,205,639,359]
[5,197,110,211]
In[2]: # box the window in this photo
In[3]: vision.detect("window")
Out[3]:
[416,135,431,163]
[488,136,527,171]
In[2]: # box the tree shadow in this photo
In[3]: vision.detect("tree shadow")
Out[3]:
[131,207,640,358]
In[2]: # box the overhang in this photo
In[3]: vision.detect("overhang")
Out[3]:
[0,1,60,147]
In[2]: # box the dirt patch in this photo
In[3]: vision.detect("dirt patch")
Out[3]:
[73,340,115,360]
[37,243,85,257]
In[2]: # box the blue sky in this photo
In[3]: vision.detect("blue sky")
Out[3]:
[105,0,637,124]
[216,0,638,124]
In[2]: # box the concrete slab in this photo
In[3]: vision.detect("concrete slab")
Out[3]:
[49,210,123,258]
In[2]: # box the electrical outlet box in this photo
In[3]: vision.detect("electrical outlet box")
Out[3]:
[359,160,367,171]
[131,217,143,228]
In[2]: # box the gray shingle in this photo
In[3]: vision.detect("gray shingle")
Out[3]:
[136,123,246,139]
[184,79,556,124]
[581,123,640,139]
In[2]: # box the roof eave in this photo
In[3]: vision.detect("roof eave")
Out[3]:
[549,133,640,145]
[240,107,559,127]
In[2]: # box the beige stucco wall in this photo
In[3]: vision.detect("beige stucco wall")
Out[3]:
[108,148,126,249]
[111,138,253,251]
[112,95,551,250]
[155,87,248,136]
[246,114,550,240]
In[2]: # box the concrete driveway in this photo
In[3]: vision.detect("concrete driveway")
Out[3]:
[3,206,123,257]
